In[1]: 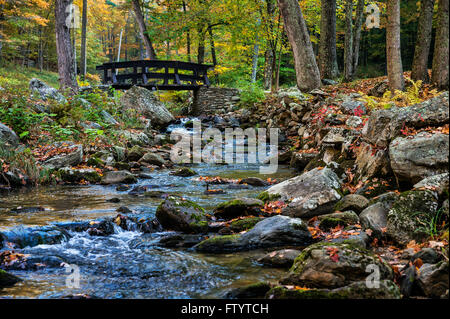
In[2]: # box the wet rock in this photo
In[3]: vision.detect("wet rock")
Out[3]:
[289,152,318,171]
[266,280,400,299]
[334,194,369,214]
[0,122,19,147]
[54,221,91,233]
[412,248,442,264]
[386,190,439,245]
[362,92,449,148]
[1,225,69,248]
[139,152,166,167]
[170,167,197,177]
[267,167,342,218]
[136,218,163,234]
[156,196,209,234]
[194,215,313,253]
[138,173,154,179]
[106,197,121,203]
[58,167,101,184]
[280,242,393,288]
[417,262,449,298]
[238,177,269,187]
[226,282,273,299]
[43,142,83,170]
[317,211,360,231]
[29,78,66,103]
[87,220,115,237]
[1,167,30,187]
[0,269,22,288]
[116,185,132,192]
[144,191,168,198]
[128,185,149,196]
[389,132,449,184]
[258,249,301,268]
[228,217,264,233]
[158,233,207,248]
[120,86,175,128]
[116,206,132,214]
[101,170,137,185]
[214,198,264,219]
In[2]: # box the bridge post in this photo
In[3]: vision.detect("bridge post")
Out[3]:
[191,88,201,116]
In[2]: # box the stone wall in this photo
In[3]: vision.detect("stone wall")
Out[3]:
[192,87,240,116]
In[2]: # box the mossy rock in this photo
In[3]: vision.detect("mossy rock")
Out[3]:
[58,167,101,184]
[257,191,281,203]
[86,157,104,168]
[226,282,272,299]
[114,162,131,171]
[156,196,208,234]
[194,234,241,253]
[386,190,439,245]
[318,211,360,231]
[214,198,264,219]
[282,242,393,289]
[334,194,369,214]
[0,269,22,288]
[127,145,146,162]
[229,217,264,232]
[266,280,400,299]
[170,167,197,177]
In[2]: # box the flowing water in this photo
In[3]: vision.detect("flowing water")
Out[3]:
[0,160,295,299]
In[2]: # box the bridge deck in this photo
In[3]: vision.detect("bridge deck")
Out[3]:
[96,60,213,91]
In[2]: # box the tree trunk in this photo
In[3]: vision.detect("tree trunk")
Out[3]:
[352,0,364,76]
[55,0,78,93]
[344,0,353,82]
[131,0,157,60]
[182,0,191,62]
[431,0,449,89]
[386,0,405,91]
[276,0,321,91]
[264,49,274,90]
[197,25,206,64]
[251,20,261,83]
[411,0,435,83]
[208,26,217,66]
[80,0,87,80]
[319,0,339,79]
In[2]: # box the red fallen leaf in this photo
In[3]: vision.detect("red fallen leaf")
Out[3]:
[326,247,340,262]
[413,258,424,269]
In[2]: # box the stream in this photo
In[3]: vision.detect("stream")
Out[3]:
[0,125,296,298]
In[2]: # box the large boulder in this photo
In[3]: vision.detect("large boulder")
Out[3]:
[139,152,166,167]
[58,167,101,184]
[413,172,449,197]
[118,130,150,146]
[0,225,68,248]
[156,196,209,233]
[194,215,313,253]
[386,190,439,245]
[257,249,302,268]
[100,170,137,185]
[29,78,66,103]
[355,142,390,182]
[334,194,370,214]
[389,132,449,184]
[266,167,342,218]
[362,92,449,148]
[280,242,394,289]
[0,123,19,147]
[120,86,175,128]
[360,193,398,238]
[42,142,83,170]
[214,198,264,219]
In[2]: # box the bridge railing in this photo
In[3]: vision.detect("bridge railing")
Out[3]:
[96,60,214,90]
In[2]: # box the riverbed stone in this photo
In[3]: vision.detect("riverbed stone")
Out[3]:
[170,167,197,177]
[214,198,264,219]
[139,152,166,167]
[417,262,449,298]
[0,225,69,248]
[317,211,360,231]
[413,172,449,197]
[238,177,269,187]
[58,167,101,184]
[389,132,449,184]
[258,249,302,268]
[101,170,137,185]
[0,269,22,288]
[266,167,342,218]
[386,190,439,245]
[194,215,313,253]
[280,242,393,289]
[156,196,209,233]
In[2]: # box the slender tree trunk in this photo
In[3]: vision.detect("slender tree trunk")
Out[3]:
[344,0,354,82]
[80,0,87,80]
[352,0,364,76]
[319,0,339,79]
[386,0,405,91]
[131,0,157,60]
[264,49,274,90]
[431,0,449,89]
[411,0,435,83]
[182,0,191,62]
[208,26,217,66]
[276,0,321,91]
[55,0,78,93]
[251,20,261,83]
[197,25,206,64]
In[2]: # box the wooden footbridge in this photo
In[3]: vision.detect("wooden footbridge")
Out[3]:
[96,60,213,91]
